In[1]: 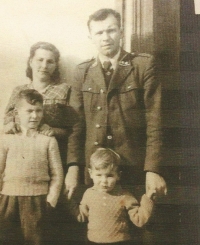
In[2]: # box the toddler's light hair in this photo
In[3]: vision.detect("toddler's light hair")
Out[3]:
[89,148,121,172]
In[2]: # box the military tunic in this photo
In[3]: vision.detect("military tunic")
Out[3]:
[67,50,162,184]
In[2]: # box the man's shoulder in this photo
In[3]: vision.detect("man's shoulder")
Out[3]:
[119,50,154,67]
[74,58,96,80]
[77,57,96,69]
[127,52,153,60]
[124,52,155,68]
[123,51,153,60]
[133,52,152,58]
[133,52,154,64]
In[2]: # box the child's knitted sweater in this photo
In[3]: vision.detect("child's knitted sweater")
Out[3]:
[73,185,154,243]
[0,132,63,207]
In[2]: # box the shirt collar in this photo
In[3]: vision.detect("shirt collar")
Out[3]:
[91,184,123,196]
[98,48,121,70]
[20,126,38,137]
[29,82,53,94]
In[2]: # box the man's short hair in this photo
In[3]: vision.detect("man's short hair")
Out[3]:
[89,148,121,171]
[16,89,43,108]
[87,8,121,31]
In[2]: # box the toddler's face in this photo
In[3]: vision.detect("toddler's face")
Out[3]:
[89,167,120,193]
[17,99,43,130]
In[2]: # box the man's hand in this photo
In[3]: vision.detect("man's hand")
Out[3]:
[3,122,20,134]
[146,189,156,200]
[146,172,167,197]
[65,166,79,200]
[39,124,54,136]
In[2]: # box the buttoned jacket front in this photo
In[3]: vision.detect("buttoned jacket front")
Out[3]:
[67,50,162,182]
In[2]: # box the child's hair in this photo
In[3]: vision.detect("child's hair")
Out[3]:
[89,148,121,171]
[16,89,43,108]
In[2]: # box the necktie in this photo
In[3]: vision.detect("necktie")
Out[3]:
[103,61,113,87]
[103,61,112,71]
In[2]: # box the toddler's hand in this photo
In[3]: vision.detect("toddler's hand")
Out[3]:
[4,122,21,134]
[39,124,54,136]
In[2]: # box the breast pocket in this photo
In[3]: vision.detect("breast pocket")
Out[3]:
[82,83,103,113]
[119,83,145,111]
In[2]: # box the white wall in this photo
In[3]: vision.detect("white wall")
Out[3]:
[194,0,200,14]
[0,0,116,129]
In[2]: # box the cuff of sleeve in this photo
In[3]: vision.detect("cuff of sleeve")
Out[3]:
[145,170,166,180]
[67,162,79,167]
[64,163,79,174]
[141,194,154,211]
[66,162,79,169]
[47,194,58,208]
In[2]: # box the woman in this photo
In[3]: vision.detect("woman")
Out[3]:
[3,41,79,244]
[4,42,69,136]
[4,42,78,197]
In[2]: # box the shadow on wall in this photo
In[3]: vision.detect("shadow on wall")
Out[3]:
[60,55,84,85]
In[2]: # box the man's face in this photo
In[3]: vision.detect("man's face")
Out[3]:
[89,14,123,58]
[17,99,43,130]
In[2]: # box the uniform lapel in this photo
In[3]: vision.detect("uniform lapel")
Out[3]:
[88,58,106,89]
[108,50,134,92]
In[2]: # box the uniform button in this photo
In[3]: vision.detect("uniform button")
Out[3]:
[94,141,99,146]
[97,106,102,110]
[107,135,112,140]
[96,124,101,128]
[88,87,92,91]
[100,89,104,93]
[127,85,132,89]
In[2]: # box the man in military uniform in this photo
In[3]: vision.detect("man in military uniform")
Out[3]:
[65,8,167,199]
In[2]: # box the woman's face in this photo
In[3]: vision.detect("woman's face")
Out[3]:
[29,48,57,81]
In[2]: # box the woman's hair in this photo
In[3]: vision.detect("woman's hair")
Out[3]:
[26,41,60,81]
[16,89,43,108]
[89,148,121,171]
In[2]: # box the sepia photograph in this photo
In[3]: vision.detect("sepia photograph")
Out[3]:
[0,0,199,244]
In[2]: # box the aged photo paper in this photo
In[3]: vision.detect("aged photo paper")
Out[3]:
[0,0,199,244]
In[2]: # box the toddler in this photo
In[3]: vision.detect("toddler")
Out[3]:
[72,148,155,245]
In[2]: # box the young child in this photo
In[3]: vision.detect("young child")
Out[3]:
[0,89,63,245]
[72,148,155,245]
